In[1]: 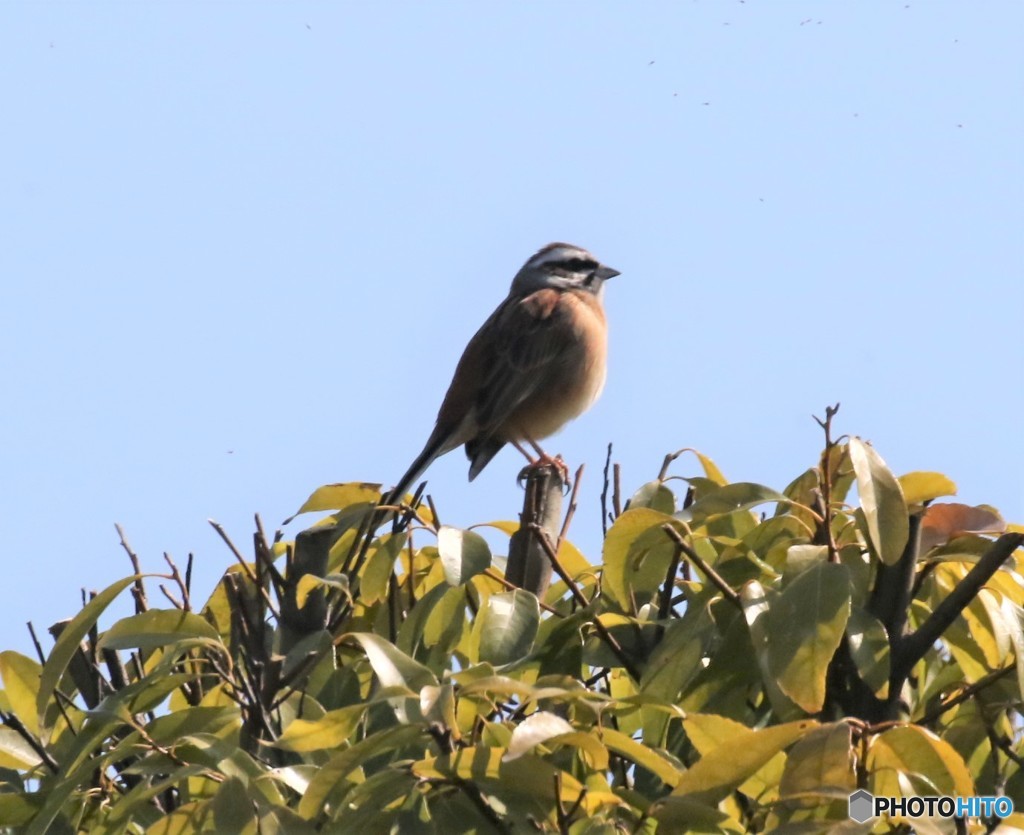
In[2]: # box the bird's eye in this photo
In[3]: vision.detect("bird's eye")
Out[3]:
[560,258,596,272]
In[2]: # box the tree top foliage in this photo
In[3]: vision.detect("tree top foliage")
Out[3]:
[1,409,1022,833]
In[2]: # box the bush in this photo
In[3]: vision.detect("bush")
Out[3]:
[1,413,1022,833]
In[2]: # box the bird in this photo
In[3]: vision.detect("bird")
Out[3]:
[381,242,620,513]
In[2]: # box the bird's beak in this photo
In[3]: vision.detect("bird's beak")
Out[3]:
[595,264,620,280]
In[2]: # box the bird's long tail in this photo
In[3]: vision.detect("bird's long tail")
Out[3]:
[376,431,450,525]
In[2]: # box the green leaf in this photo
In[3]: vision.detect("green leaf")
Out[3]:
[766,562,851,712]
[600,727,681,787]
[297,725,427,819]
[478,590,540,665]
[345,632,438,692]
[679,483,791,524]
[359,532,405,604]
[437,525,492,586]
[96,609,221,652]
[778,722,855,797]
[899,471,957,504]
[846,606,890,698]
[868,725,974,798]
[740,582,802,721]
[629,481,676,514]
[849,437,909,565]
[0,651,42,736]
[36,575,137,728]
[601,508,679,612]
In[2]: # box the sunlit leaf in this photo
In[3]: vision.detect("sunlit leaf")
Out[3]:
[504,711,574,760]
[678,483,791,524]
[96,609,221,652]
[920,503,1005,552]
[767,562,851,712]
[849,438,908,565]
[673,716,817,803]
[867,725,974,799]
[36,575,137,727]
[284,482,381,524]
[898,471,957,505]
[437,526,492,586]
[275,704,368,752]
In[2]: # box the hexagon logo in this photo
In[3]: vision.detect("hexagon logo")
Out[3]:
[848,789,875,823]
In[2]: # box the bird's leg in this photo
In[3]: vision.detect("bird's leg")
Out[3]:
[518,435,570,485]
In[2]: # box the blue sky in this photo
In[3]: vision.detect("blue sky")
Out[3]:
[2,2,1021,653]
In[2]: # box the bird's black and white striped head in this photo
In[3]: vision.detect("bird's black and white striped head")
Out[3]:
[511,242,620,296]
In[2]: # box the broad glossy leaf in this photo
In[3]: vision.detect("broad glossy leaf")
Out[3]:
[849,438,908,565]
[602,508,681,612]
[437,525,491,586]
[767,562,851,712]
[275,703,368,752]
[359,532,405,604]
[649,796,743,833]
[0,726,42,769]
[867,725,974,799]
[285,482,381,523]
[0,651,42,736]
[298,724,426,819]
[846,606,890,698]
[678,483,791,524]
[36,575,137,727]
[345,632,438,692]
[629,480,676,514]
[740,582,802,720]
[96,609,221,652]
[503,711,574,760]
[919,503,1005,552]
[600,727,681,787]
[778,722,854,797]
[673,716,817,803]
[478,590,539,665]
[899,471,957,505]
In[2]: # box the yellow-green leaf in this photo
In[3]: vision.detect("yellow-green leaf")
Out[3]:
[275,703,368,752]
[97,609,221,652]
[898,471,957,505]
[673,717,817,803]
[767,562,851,712]
[867,725,974,799]
[285,482,381,522]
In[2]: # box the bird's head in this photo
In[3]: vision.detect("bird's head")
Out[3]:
[510,242,620,297]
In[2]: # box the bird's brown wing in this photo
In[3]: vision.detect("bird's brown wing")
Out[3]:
[470,288,576,438]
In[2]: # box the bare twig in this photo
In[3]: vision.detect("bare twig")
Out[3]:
[612,463,623,518]
[917,664,1015,726]
[812,404,841,564]
[208,519,281,620]
[661,525,741,609]
[527,524,640,680]
[0,711,60,773]
[894,533,1024,682]
[557,464,586,549]
[601,443,613,537]
[115,523,149,613]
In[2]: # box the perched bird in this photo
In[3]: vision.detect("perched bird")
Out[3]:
[383,242,620,510]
